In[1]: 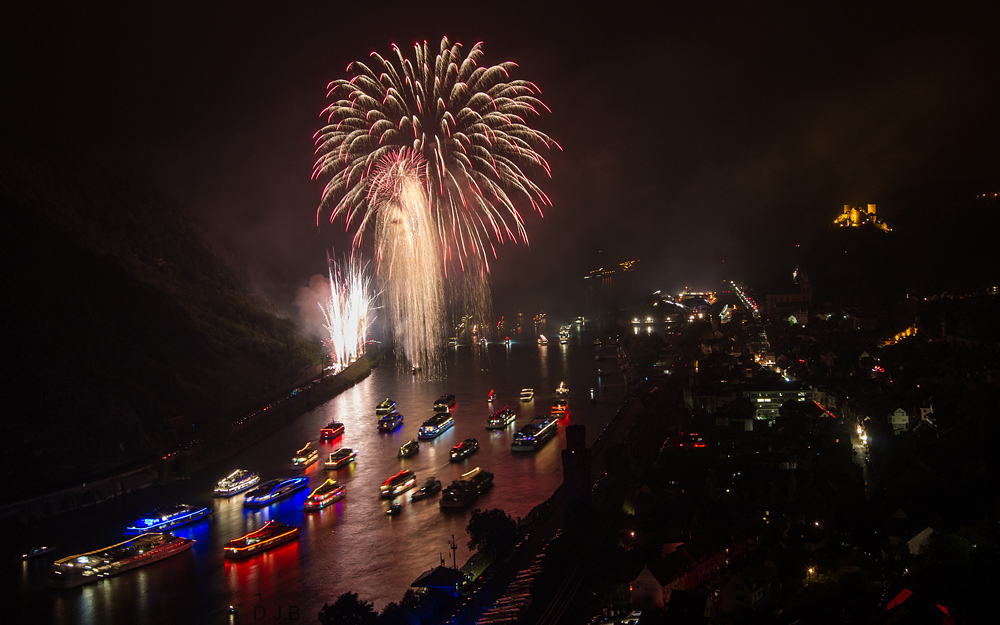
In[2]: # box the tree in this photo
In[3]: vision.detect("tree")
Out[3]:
[466,508,518,558]
[317,592,378,625]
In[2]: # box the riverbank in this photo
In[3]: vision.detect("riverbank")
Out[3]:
[0,348,383,526]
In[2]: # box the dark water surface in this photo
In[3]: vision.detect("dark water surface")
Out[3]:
[13,329,623,624]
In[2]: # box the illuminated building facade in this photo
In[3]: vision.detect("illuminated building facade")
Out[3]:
[832,203,892,232]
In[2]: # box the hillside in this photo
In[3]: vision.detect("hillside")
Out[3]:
[0,154,323,501]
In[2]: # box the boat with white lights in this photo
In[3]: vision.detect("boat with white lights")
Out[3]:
[450,438,479,461]
[291,443,319,468]
[398,439,420,458]
[49,533,194,588]
[376,398,396,415]
[410,477,442,501]
[243,475,310,507]
[519,388,534,401]
[377,411,404,432]
[303,478,346,511]
[124,504,211,535]
[319,421,345,440]
[214,469,260,497]
[440,467,494,508]
[324,448,356,469]
[555,381,569,396]
[380,469,418,498]
[511,417,559,452]
[551,398,568,415]
[418,413,454,439]
[486,389,496,403]
[434,394,456,411]
[486,405,516,429]
[223,521,299,559]
[537,334,548,345]
[23,545,57,560]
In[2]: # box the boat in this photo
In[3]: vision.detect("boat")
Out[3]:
[223,521,300,559]
[555,381,569,396]
[511,417,559,452]
[486,405,516,429]
[434,394,456,411]
[386,502,403,516]
[440,467,494,508]
[398,439,420,458]
[450,438,479,461]
[410,477,442,501]
[376,398,396,415]
[519,388,534,401]
[537,334,548,345]
[49,533,194,588]
[214,469,260,497]
[377,411,404,433]
[380,470,418,498]
[22,545,56,560]
[324,447,356,469]
[303,478,346,511]
[418,413,455,439]
[243,475,310,507]
[319,421,345,440]
[551,398,568,415]
[124,504,211,535]
[291,443,319,468]
[486,389,496,402]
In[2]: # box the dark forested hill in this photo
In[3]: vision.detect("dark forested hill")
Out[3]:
[0,154,323,500]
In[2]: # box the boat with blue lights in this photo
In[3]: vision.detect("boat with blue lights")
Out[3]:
[124,504,211,535]
[303,478,346,511]
[380,469,418,498]
[324,447,356,469]
[319,421,345,440]
[511,417,558,452]
[223,521,299,559]
[214,469,260,497]
[243,475,310,508]
[487,405,516,429]
[377,411,404,432]
[291,443,319,468]
[49,533,194,588]
[376,398,396,415]
[440,467,494,508]
[418,413,454,439]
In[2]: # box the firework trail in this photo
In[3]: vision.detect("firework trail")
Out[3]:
[313,37,557,372]
[319,256,375,372]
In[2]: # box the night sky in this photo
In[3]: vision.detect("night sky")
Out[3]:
[4,1,998,316]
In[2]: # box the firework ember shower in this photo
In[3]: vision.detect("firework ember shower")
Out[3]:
[320,256,375,373]
[312,37,557,373]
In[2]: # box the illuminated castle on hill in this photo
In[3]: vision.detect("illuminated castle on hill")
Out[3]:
[832,203,892,232]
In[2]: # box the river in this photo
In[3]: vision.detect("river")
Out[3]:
[13,324,624,624]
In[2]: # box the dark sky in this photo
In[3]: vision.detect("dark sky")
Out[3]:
[4,1,998,316]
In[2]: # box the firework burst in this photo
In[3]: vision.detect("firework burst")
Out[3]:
[313,36,559,273]
[320,256,376,372]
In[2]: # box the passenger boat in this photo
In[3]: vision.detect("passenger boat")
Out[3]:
[418,413,454,439]
[243,476,310,507]
[291,443,319,468]
[486,389,496,402]
[386,502,403,516]
[450,438,479,462]
[214,469,260,497]
[319,421,345,440]
[124,504,211,535]
[440,467,494,508]
[49,533,194,588]
[398,439,420,458]
[380,470,418,498]
[22,545,57,560]
[434,394,456,411]
[377,411,404,432]
[551,398,568,415]
[376,398,396,415]
[537,334,548,345]
[511,417,559,452]
[487,405,516,429]
[324,447,356,469]
[410,477,442,501]
[223,521,299,559]
[555,381,570,396]
[519,388,534,401]
[303,479,346,511]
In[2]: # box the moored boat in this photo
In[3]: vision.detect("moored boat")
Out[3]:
[223,521,299,559]
[377,411,404,433]
[214,469,260,497]
[486,405,516,429]
[243,476,310,507]
[450,438,479,461]
[410,477,442,501]
[511,417,559,452]
[49,533,194,588]
[303,479,346,511]
[124,504,211,535]
[418,413,454,439]
[319,421,345,440]
[324,448,356,469]
[291,443,319,468]
[440,467,494,508]
[398,439,420,458]
[380,470,417,498]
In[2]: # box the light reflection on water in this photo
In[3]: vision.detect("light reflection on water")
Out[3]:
[16,332,622,623]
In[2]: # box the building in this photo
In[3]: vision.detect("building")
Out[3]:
[832,203,892,231]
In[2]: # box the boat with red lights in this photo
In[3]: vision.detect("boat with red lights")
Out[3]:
[380,469,418,498]
[303,479,346,511]
[223,521,300,559]
[487,405,516,429]
[450,438,479,461]
[49,533,194,588]
[319,421,345,440]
